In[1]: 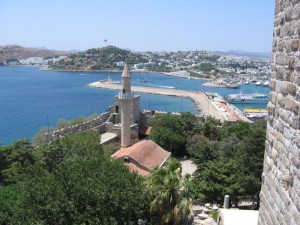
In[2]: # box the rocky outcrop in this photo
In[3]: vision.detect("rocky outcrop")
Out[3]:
[0,45,70,64]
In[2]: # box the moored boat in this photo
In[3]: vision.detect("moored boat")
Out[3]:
[263,81,269,86]
[226,93,269,104]
[226,83,240,89]
[138,78,147,83]
[243,108,268,120]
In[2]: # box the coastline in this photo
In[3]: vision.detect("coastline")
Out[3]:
[40,66,208,80]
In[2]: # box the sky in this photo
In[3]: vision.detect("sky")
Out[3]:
[0,0,275,52]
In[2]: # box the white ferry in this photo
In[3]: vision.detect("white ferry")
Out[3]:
[226,93,269,104]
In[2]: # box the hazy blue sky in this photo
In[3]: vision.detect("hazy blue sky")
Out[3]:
[0,0,275,52]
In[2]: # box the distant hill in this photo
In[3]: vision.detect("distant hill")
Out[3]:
[212,50,272,58]
[50,45,147,71]
[0,45,71,64]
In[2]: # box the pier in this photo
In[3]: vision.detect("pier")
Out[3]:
[89,81,250,122]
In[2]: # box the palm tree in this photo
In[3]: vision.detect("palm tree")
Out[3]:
[146,159,192,225]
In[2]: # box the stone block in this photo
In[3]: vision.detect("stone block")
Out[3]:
[291,40,299,51]
[291,155,300,169]
[269,79,276,90]
[288,56,296,69]
[277,65,286,79]
[275,52,289,66]
[283,126,292,139]
[283,95,296,110]
[294,58,300,72]
[293,177,300,196]
[292,101,299,114]
[278,39,286,51]
[292,3,300,20]
[272,147,279,160]
[291,116,299,129]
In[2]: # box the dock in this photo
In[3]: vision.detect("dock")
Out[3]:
[89,81,250,122]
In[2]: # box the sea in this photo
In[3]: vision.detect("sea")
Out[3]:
[0,66,270,145]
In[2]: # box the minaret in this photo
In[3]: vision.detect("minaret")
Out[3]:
[119,63,133,148]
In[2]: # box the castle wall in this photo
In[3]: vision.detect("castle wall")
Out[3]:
[258,1,300,224]
[45,112,111,142]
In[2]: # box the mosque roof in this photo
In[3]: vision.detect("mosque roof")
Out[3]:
[111,139,171,176]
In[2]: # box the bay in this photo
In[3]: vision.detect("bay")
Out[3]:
[0,66,269,145]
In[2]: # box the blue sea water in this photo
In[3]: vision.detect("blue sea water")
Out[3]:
[0,66,270,145]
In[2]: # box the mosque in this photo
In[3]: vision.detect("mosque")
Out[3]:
[111,64,171,176]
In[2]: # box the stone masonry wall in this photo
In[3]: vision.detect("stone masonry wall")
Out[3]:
[45,112,110,142]
[258,1,300,225]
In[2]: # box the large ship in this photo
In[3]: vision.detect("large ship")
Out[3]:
[226,93,269,104]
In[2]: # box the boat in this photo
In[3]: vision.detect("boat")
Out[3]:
[243,108,268,120]
[226,83,240,89]
[226,93,269,104]
[263,81,269,86]
[138,74,147,83]
[256,81,262,85]
[138,78,147,83]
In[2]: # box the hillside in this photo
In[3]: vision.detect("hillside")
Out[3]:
[50,45,147,71]
[0,45,71,64]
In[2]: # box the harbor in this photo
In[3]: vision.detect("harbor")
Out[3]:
[89,80,251,122]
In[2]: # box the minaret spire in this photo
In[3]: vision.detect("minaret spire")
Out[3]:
[119,63,133,148]
[121,63,131,94]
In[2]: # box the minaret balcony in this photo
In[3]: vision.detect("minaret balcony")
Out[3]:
[119,92,134,99]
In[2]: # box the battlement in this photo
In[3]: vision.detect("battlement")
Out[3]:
[118,92,134,100]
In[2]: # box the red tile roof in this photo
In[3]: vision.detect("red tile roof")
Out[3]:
[139,127,152,135]
[126,162,150,176]
[111,139,171,176]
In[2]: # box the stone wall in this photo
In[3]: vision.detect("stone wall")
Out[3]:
[258,1,300,224]
[45,112,111,142]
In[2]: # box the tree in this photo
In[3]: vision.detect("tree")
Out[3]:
[190,160,244,205]
[0,186,20,224]
[146,159,192,225]
[149,115,184,156]
[186,134,216,166]
[194,117,220,140]
[0,131,150,224]
[149,114,190,156]
[238,120,266,208]
[0,139,35,185]
[150,126,186,156]
[9,145,147,224]
[34,131,102,172]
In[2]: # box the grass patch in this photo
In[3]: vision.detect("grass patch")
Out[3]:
[189,71,210,79]
[209,210,218,221]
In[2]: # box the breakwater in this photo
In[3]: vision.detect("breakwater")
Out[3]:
[89,81,250,122]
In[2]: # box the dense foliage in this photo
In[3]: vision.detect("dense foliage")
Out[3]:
[149,112,196,156]
[0,131,148,224]
[146,159,192,225]
[149,114,266,208]
[0,130,192,224]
